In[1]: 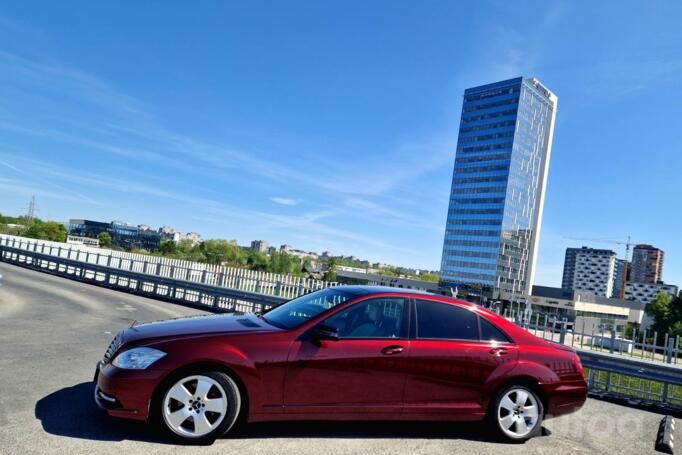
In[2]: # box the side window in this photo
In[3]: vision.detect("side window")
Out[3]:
[479,316,512,343]
[415,299,478,340]
[324,298,406,339]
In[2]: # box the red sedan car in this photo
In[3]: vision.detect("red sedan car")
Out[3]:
[94,286,587,443]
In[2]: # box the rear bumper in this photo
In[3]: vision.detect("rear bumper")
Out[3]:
[94,361,166,421]
[543,379,588,417]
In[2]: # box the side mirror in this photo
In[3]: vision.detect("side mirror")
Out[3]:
[310,323,339,342]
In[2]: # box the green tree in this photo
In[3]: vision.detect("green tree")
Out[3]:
[646,292,682,340]
[267,252,302,276]
[246,251,269,271]
[419,273,440,283]
[0,223,25,235]
[98,231,112,248]
[24,220,67,242]
[200,239,246,266]
[159,240,178,255]
[325,257,339,281]
[176,240,196,256]
[624,321,640,340]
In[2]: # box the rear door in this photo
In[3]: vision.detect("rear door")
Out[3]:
[403,298,518,415]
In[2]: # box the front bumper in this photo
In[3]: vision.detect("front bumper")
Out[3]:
[94,361,166,421]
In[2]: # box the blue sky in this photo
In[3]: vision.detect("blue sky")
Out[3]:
[1,1,681,288]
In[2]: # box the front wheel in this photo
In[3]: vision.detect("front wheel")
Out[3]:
[157,372,241,443]
[490,385,543,442]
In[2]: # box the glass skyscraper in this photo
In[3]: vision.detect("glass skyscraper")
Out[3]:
[440,77,557,297]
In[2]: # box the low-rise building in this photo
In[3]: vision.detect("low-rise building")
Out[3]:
[158,226,182,242]
[337,265,367,273]
[625,282,679,305]
[279,244,319,260]
[66,235,100,247]
[69,219,161,251]
[498,285,647,330]
[184,232,202,246]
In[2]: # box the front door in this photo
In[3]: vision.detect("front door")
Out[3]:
[284,297,409,415]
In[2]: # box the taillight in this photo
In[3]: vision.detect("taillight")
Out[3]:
[572,354,585,378]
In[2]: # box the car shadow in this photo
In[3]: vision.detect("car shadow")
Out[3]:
[35,382,165,443]
[36,382,545,445]
[235,419,503,443]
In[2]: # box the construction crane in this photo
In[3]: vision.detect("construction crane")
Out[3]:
[563,235,634,299]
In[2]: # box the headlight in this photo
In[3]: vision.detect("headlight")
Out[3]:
[112,347,166,369]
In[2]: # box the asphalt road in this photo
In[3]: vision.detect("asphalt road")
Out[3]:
[0,261,670,454]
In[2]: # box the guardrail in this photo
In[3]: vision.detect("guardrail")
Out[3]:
[0,234,335,300]
[492,308,682,410]
[492,304,682,366]
[0,243,287,313]
[578,349,682,411]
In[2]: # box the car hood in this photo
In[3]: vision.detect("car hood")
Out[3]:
[122,313,280,344]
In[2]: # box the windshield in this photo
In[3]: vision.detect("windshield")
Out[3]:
[262,288,354,329]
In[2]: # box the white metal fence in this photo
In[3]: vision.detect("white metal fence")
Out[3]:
[0,234,336,299]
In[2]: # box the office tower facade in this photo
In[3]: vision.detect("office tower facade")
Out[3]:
[562,248,579,290]
[440,77,557,296]
[568,247,618,297]
[612,258,628,298]
[630,244,664,283]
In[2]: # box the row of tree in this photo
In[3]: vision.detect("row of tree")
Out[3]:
[0,213,68,243]
[155,239,313,277]
[1,212,432,284]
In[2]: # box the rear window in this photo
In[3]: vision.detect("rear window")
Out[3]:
[415,299,478,340]
[479,316,512,343]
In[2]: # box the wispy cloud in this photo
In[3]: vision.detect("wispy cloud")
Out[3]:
[270,197,299,206]
[0,177,96,205]
[0,156,102,205]
[0,50,149,122]
[1,49,454,200]
[344,198,443,232]
[0,47,449,267]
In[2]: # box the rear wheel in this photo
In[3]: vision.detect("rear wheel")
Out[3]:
[490,385,543,442]
[158,372,241,443]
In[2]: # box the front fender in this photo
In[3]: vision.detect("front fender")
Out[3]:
[146,336,267,411]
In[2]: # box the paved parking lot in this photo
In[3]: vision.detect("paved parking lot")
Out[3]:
[0,261,670,454]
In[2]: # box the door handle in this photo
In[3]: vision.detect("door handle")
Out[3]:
[381,345,404,355]
[490,347,508,356]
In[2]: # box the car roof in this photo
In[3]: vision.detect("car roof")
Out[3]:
[331,285,442,298]
[330,285,480,309]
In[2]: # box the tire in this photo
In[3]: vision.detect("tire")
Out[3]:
[155,371,241,444]
[489,384,544,443]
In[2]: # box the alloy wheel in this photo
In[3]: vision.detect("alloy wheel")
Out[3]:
[162,374,229,438]
[497,387,540,439]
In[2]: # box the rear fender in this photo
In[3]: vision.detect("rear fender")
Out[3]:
[481,360,559,410]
